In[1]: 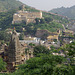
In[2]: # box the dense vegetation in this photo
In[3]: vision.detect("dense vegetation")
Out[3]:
[24,6,40,12]
[23,18,63,34]
[0,31,11,41]
[43,12,70,25]
[50,5,75,19]
[11,55,73,75]
[0,10,16,30]
[7,42,75,75]
[0,0,23,12]
[33,45,50,56]
[0,58,6,72]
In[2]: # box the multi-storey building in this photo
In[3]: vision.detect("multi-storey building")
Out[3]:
[12,6,42,24]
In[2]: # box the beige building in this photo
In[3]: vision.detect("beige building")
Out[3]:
[47,35,59,42]
[12,10,42,24]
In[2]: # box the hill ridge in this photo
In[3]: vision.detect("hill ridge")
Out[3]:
[50,5,75,19]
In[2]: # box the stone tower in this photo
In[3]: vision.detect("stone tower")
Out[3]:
[8,30,21,65]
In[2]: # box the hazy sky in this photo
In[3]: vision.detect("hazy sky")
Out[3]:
[19,0,75,11]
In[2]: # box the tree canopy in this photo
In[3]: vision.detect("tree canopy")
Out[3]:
[33,45,50,56]
[10,54,74,75]
[0,58,6,72]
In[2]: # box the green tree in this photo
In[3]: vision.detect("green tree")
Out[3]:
[33,45,50,56]
[45,17,53,23]
[0,31,11,41]
[63,41,75,65]
[40,19,46,24]
[29,43,35,47]
[0,58,7,72]
[35,18,40,24]
[10,54,74,75]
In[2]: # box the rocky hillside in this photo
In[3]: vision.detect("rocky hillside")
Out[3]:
[0,0,23,12]
[0,0,71,35]
[50,6,75,19]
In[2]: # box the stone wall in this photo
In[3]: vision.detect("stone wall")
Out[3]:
[35,30,59,40]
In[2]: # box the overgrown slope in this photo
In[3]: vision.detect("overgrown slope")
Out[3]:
[0,0,23,12]
[0,0,70,35]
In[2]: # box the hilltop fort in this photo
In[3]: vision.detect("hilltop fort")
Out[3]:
[12,5,43,24]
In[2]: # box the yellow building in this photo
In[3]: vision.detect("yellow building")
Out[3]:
[47,35,58,42]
